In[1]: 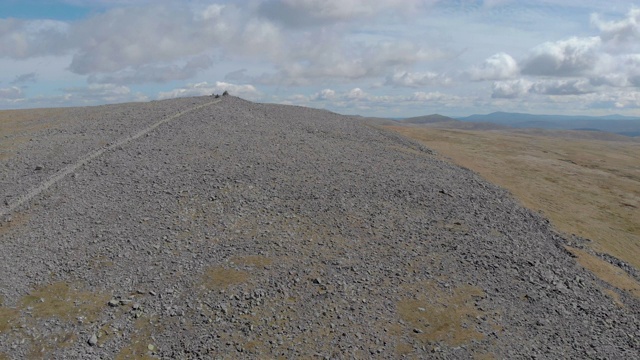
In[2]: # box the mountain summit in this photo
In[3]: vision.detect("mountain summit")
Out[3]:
[1,96,638,358]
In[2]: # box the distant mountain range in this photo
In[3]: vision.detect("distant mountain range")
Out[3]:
[402,114,508,131]
[455,112,640,137]
[403,114,455,124]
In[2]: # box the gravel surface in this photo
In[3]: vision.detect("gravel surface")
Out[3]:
[0,95,638,359]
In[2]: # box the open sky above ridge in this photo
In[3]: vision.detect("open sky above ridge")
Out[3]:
[1,0,640,117]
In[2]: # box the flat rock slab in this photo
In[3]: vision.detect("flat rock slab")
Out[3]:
[0,96,638,359]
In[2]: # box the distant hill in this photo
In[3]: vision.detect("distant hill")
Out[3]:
[399,114,508,130]
[403,114,457,124]
[457,112,640,136]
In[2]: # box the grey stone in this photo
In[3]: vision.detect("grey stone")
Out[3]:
[88,334,98,346]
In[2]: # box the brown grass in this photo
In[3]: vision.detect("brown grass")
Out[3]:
[385,126,640,295]
[602,288,625,308]
[566,246,640,298]
[398,281,486,346]
[201,266,249,289]
[0,281,110,358]
[0,108,68,160]
[0,212,31,237]
[0,306,18,334]
[116,316,158,360]
[28,331,77,359]
[19,282,109,322]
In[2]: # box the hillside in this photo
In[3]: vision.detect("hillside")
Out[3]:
[383,125,640,293]
[1,97,638,358]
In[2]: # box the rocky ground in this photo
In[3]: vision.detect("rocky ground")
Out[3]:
[0,96,638,359]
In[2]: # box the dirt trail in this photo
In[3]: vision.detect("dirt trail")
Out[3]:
[1,99,220,218]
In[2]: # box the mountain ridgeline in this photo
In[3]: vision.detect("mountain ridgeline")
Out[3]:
[457,112,640,137]
[399,111,640,137]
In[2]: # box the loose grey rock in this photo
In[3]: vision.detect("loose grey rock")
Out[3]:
[88,334,98,346]
[0,96,637,359]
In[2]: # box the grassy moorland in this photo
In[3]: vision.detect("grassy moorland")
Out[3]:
[385,126,640,298]
[0,108,69,161]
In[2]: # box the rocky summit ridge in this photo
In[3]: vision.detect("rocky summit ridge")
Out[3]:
[0,96,638,358]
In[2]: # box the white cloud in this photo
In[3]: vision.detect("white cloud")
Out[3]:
[200,4,225,20]
[157,81,260,100]
[68,5,218,74]
[491,79,532,98]
[310,89,336,101]
[258,0,427,27]
[346,87,367,100]
[492,78,596,99]
[0,19,70,59]
[259,40,447,86]
[407,91,462,104]
[0,86,24,100]
[592,7,640,44]
[87,56,213,85]
[385,70,452,87]
[469,52,519,81]
[530,79,593,95]
[521,36,601,76]
[589,73,629,87]
[234,18,284,58]
[581,52,640,88]
[611,90,640,108]
[62,83,148,103]
[2,2,640,116]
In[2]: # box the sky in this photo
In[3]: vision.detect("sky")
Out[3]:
[1,0,640,117]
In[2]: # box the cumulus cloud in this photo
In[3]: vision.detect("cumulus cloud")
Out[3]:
[87,56,213,85]
[259,40,447,86]
[0,1,446,100]
[258,0,426,27]
[0,19,70,59]
[491,79,532,98]
[346,87,367,100]
[310,89,336,101]
[611,90,640,108]
[283,86,469,114]
[408,91,460,103]
[157,81,260,100]
[62,83,148,103]
[0,86,24,100]
[530,79,593,95]
[3,1,640,114]
[592,7,640,44]
[491,78,595,98]
[66,3,282,76]
[521,36,601,76]
[68,5,217,74]
[469,52,519,81]
[589,73,628,87]
[583,53,640,88]
[385,70,451,87]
